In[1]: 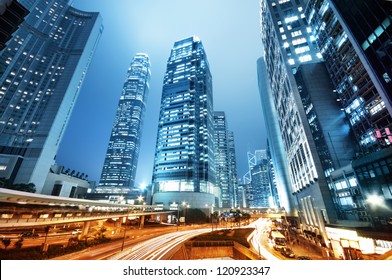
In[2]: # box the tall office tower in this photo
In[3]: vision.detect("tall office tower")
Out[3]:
[0,0,29,50]
[251,152,273,208]
[306,0,392,227]
[236,183,247,208]
[259,0,338,236]
[151,36,216,210]
[267,0,323,74]
[306,0,392,153]
[257,57,294,214]
[227,130,239,207]
[0,0,103,193]
[96,54,151,195]
[213,111,232,208]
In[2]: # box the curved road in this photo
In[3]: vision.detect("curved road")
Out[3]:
[109,228,212,260]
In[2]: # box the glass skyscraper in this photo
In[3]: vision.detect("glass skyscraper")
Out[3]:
[152,36,216,210]
[227,130,239,207]
[213,111,232,208]
[0,0,103,193]
[97,53,151,195]
[259,0,339,235]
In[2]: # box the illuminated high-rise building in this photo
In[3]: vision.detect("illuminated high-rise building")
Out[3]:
[152,36,216,210]
[0,0,103,193]
[259,0,339,234]
[213,111,234,208]
[97,53,151,195]
[227,130,239,207]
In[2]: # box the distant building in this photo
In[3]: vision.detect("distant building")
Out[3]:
[0,0,103,193]
[96,54,151,196]
[151,36,216,210]
[213,111,233,208]
[228,131,239,207]
[251,158,272,208]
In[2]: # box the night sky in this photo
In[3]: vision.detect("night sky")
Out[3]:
[56,0,266,187]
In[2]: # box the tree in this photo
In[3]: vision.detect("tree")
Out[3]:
[0,179,36,193]
[1,238,11,249]
[14,238,23,249]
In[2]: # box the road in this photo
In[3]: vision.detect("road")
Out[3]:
[52,225,208,260]
[109,228,212,260]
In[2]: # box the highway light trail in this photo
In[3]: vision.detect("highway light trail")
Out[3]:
[109,228,212,260]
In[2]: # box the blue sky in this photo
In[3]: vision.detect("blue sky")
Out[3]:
[56,0,266,186]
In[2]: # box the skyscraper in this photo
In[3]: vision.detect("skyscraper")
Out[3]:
[213,111,232,208]
[259,0,339,234]
[152,36,216,210]
[306,0,392,228]
[251,156,272,208]
[227,130,239,207]
[0,0,103,193]
[267,0,323,74]
[96,53,151,195]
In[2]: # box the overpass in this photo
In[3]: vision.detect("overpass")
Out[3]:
[0,188,173,233]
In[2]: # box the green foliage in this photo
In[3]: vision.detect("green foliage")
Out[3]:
[14,238,23,249]
[1,238,11,249]
[181,208,207,224]
[191,228,254,248]
[0,179,36,193]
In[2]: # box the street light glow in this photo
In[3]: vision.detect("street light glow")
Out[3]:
[366,194,384,207]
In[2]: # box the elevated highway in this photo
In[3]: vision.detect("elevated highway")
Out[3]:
[0,188,172,230]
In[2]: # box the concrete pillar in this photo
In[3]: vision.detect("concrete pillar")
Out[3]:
[82,221,91,237]
[114,218,122,234]
[139,215,145,229]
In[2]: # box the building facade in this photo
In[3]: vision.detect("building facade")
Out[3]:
[259,0,339,237]
[251,157,273,208]
[227,130,239,207]
[151,36,216,210]
[305,0,392,229]
[0,0,103,193]
[306,0,392,153]
[97,53,151,195]
[213,111,233,208]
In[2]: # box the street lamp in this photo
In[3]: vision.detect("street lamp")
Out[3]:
[137,195,144,205]
[365,193,386,227]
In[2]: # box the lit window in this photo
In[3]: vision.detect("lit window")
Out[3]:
[283,42,290,48]
[288,59,295,65]
[299,55,312,62]
[285,15,298,23]
[282,34,287,40]
[316,52,323,59]
[292,37,307,45]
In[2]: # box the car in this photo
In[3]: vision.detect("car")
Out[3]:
[297,255,312,260]
[72,229,82,235]
[280,247,295,258]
